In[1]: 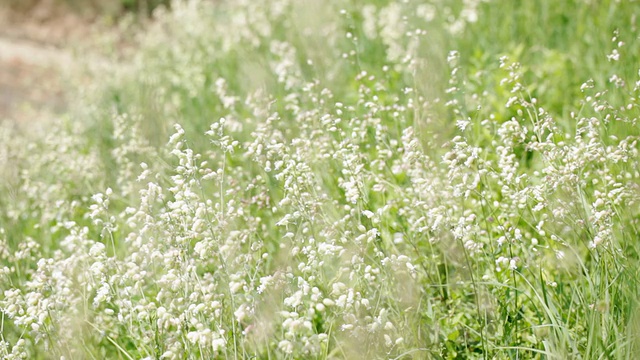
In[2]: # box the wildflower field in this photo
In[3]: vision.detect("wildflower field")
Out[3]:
[2,0,640,359]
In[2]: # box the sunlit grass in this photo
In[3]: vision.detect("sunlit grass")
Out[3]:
[1,0,640,359]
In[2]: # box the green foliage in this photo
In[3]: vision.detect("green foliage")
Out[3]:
[2,0,640,359]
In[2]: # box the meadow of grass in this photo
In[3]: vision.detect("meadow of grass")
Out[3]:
[1,0,640,359]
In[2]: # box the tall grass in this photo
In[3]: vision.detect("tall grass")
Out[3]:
[1,0,640,359]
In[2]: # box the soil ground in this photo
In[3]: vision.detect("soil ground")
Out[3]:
[0,2,91,123]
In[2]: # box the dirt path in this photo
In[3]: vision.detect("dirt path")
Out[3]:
[0,1,138,126]
[0,35,72,121]
[0,35,72,67]
[0,4,95,124]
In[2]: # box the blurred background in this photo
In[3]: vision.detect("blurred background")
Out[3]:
[0,0,168,122]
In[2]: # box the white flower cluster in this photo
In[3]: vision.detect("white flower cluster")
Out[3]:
[0,0,638,359]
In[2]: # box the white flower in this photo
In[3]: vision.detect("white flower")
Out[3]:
[362,210,374,219]
[278,340,293,354]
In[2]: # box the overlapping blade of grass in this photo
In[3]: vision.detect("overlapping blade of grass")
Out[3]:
[1,0,640,359]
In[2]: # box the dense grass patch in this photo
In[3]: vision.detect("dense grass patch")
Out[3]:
[1,0,640,359]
